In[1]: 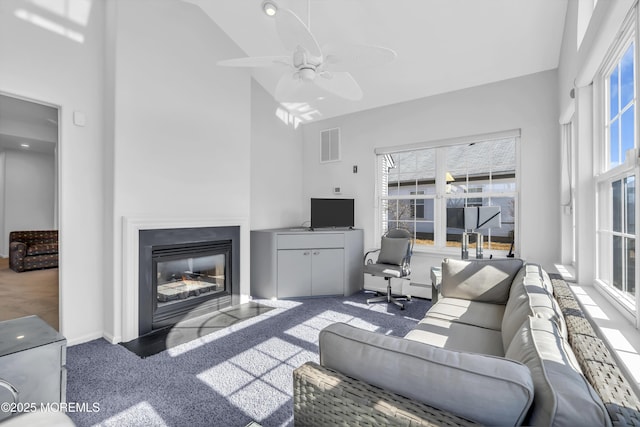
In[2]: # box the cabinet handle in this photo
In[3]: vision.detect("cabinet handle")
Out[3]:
[303,251,310,255]
[313,251,320,255]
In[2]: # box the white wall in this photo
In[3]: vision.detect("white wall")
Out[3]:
[0,0,105,342]
[105,0,253,342]
[302,70,561,270]
[250,80,304,230]
[2,149,55,254]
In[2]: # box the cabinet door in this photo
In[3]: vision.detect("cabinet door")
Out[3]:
[277,250,312,297]
[311,249,345,296]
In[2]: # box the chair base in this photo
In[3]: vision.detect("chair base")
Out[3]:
[366,281,410,310]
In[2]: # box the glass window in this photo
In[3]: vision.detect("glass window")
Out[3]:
[598,26,637,312]
[379,137,517,252]
[607,42,636,169]
[606,176,636,299]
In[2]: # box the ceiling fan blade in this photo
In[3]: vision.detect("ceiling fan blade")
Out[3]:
[275,72,305,101]
[275,8,322,59]
[217,56,291,68]
[315,71,363,101]
[323,44,397,72]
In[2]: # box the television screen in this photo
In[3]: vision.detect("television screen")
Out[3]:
[311,198,354,229]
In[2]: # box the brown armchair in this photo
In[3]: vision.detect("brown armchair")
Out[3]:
[9,230,58,273]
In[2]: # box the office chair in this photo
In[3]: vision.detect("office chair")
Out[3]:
[363,228,413,310]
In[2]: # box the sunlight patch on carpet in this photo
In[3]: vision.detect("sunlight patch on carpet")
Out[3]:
[97,401,167,427]
[167,301,302,357]
[197,336,310,423]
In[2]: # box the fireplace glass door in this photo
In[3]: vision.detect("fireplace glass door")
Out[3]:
[156,252,226,307]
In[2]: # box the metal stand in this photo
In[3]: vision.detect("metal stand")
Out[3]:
[461,231,484,259]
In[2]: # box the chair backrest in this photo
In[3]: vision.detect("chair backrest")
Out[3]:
[376,228,413,276]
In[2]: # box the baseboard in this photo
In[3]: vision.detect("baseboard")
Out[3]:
[66,331,104,347]
[102,331,121,345]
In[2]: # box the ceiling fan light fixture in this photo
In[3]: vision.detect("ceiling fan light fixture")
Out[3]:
[262,0,278,17]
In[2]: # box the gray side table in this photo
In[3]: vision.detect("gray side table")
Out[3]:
[0,316,66,422]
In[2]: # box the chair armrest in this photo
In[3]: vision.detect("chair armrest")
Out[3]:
[363,248,380,264]
[293,362,478,426]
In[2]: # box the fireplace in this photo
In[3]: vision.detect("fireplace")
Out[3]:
[138,226,240,336]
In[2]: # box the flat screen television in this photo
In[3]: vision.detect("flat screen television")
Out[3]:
[311,198,354,229]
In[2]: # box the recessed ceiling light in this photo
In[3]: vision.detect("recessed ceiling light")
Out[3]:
[20,143,30,149]
[262,0,278,17]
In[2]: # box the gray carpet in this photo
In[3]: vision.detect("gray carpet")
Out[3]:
[66,292,431,427]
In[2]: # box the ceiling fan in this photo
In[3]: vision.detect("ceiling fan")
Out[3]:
[217,3,396,102]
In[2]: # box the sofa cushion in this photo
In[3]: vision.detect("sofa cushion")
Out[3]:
[513,263,554,293]
[376,236,409,266]
[502,266,566,352]
[320,322,534,426]
[27,243,58,256]
[505,317,611,427]
[424,297,505,331]
[440,258,524,303]
[405,316,505,356]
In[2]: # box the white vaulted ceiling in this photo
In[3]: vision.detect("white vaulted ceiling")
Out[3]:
[186,0,568,122]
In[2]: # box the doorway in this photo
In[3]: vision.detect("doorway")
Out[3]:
[0,94,60,330]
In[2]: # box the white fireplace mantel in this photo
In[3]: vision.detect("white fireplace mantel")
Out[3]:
[120,216,250,343]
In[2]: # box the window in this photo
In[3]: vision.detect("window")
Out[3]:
[378,135,518,253]
[596,18,637,311]
[607,42,635,169]
[381,149,436,247]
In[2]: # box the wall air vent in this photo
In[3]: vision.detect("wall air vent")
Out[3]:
[320,128,340,163]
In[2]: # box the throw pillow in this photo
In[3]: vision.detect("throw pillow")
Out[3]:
[376,236,409,266]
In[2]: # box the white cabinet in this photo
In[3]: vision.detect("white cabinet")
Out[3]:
[277,248,344,297]
[251,228,363,299]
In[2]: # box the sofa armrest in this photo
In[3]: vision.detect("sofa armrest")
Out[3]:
[440,257,524,303]
[319,322,534,426]
[9,241,27,272]
[293,361,478,426]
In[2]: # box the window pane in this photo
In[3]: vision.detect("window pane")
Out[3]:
[489,197,515,251]
[613,179,622,232]
[610,65,619,120]
[626,237,635,297]
[415,199,435,246]
[626,176,636,234]
[620,43,635,107]
[613,235,623,291]
[610,120,620,168]
[397,199,414,220]
[387,221,415,239]
[621,105,635,163]
[446,139,516,194]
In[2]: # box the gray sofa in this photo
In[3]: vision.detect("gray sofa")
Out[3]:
[294,258,640,426]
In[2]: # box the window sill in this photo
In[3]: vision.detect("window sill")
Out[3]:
[412,246,510,259]
[555,264,640,397]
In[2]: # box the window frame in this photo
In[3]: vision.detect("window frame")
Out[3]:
[375,131,521,256]
[594,11,638,319]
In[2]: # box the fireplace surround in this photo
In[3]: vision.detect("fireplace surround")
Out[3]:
[138,226,240,336]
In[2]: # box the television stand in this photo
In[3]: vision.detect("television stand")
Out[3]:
[250,228,364,299]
